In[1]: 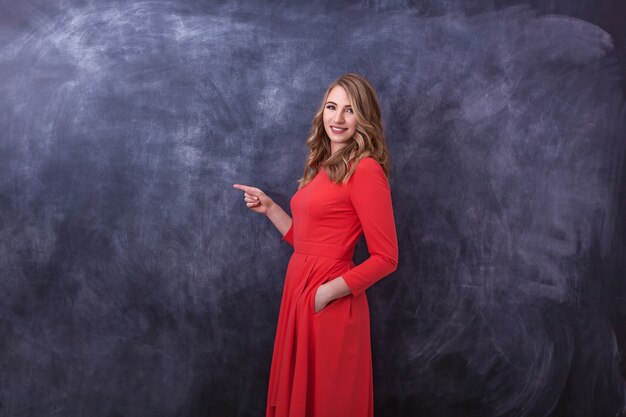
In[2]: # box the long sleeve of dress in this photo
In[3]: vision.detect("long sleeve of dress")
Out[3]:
[281,221,294,247]
[341,158,399,297]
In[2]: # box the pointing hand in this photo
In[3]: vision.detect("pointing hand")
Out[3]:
[232,183,274,216]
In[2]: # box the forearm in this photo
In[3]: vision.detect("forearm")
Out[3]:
[340,254,398,297]
[266,202,292,237]
[319,276,352,302]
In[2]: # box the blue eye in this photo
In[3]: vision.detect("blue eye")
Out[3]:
[326,105,353,113]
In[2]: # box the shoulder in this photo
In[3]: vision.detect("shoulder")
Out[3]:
[350,157,390,189]
[355,156,379,169]
[354,157,386,176]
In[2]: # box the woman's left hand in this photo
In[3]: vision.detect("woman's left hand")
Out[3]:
[314,284,331,313]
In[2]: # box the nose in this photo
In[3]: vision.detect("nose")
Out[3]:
[333,111,345,124]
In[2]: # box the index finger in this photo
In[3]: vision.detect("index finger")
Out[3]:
[233,184,258,194]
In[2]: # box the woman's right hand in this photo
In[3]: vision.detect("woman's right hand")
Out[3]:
[232,183,274,216]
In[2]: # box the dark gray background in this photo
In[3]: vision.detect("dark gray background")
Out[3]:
[1,1,625,416]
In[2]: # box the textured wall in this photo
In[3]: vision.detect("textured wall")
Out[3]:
[0,1,625,416]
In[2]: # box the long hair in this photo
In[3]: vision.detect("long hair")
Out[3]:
[296,73,392,190]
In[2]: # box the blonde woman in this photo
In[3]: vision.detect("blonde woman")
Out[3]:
[233,73,399,417]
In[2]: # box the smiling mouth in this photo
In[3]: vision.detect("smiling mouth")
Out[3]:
[331,126,348,134]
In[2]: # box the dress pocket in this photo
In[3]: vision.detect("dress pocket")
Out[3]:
[310,283,320,315]
[310,281,332,316]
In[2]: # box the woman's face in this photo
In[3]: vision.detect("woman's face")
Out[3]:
[323,86,357,154]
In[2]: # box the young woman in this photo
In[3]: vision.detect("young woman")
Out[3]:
[233,73,399,417]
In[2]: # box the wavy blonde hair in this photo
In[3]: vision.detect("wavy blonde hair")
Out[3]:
[296,73,392,190]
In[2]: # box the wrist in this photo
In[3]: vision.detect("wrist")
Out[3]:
[265,201,276,217]
[319,283,334,303]
[321,277,351,301]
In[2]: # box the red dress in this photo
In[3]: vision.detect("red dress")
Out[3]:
[266,157,399,417]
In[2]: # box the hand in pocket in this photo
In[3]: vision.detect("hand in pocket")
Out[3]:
[314,284,330,314]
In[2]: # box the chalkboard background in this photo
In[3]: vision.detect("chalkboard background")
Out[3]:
[1,1,625,416]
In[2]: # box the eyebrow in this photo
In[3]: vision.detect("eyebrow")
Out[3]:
[326,101,352,107]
